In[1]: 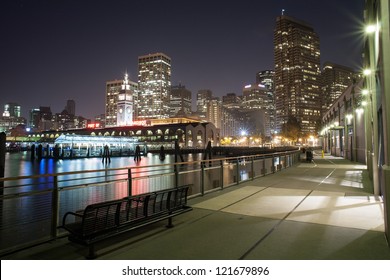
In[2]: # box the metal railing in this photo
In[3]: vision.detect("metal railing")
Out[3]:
[0,150,301,256]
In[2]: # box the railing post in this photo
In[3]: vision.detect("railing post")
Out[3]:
[128,168,132,197]
[201,162,205,196]
[251,157,254,180]
[51,175,59,239]
[272,154,276,173]
[174,163,179,188]
[220,160,224,190]
[262,155,266,176]
[284,152,287,169]
[236,158,240,184]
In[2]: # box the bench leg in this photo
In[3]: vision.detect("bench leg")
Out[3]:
[166,216,174,228]
[87,244,97,259]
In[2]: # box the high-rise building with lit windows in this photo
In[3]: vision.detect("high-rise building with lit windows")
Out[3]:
[321,62,356,113]
[105,74,138,127]
[274,15,321,134]
[3,102,21,118]
[196,89,213,120]
[170,83,192,117]
[137,53,171,120]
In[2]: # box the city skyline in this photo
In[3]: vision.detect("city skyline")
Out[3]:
[1,0,364,119]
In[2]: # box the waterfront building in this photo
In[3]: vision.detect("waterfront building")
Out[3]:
[274,15,321,135]
[363,0,390,240]
[29,117,218,150]
[321,79,365,162]
[116,74,135,126]
[105,74,138,127]
[170,84,192,117]
[321,62,356,114]
[137,53,171,120]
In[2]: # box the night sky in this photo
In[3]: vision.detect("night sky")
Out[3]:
[1,0,365,120]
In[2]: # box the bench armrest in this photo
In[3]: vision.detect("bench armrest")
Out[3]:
[62,211,83,227]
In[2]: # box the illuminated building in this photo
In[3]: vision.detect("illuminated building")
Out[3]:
[242,84,273,137]
[117,74,134,126]
[196,89,213,119]
[274,15,321,134]
[0,102,25,132]
[222,93,241,109]
[137,53,171,120]
[207,97,222,129]
[105,74,138,127]
[3,102,21,118]
[170,83,192,117]
[321,62,356,113]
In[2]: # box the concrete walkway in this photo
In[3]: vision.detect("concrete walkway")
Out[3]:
[3,153,390,260]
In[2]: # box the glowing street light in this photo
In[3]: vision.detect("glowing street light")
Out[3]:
[363,69,372,76]
[365,24,377,34]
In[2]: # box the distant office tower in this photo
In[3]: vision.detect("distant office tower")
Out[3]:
[29,108,40,128]
[38,106,53,131]
[321,62,356,113]
[3,102,21,118]
[256,70,275,90]
[0,102,25,132]
[137,53,171,120]
[242,84,273,137]
[274,15,321,134]
[170,84,192,117]
[105,74,138,127]
[256,70,275,135]
[207,97,222,129]
[65,100,76,116]
[222,93,241,109]
[196,89,213,119]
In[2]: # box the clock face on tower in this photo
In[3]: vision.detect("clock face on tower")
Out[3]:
[119,108,123,114]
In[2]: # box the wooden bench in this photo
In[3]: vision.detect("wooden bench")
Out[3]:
[62,185,192,258]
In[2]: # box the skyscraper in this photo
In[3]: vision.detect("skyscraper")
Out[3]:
[321,62,356,113]
[170,84,192,117]
[137,53,171,120]
[242,84,272,137]
[274,15,321,135]
[3,102,21,118]
[65,100,76,116]
[196,89,213,119]
[256,70,276,135]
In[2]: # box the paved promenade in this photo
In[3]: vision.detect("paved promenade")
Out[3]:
[3,153,390,260]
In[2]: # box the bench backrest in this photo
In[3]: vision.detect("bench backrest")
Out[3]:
[81,200,122,237]
[79,185,192,233]
[169,185,190,211]
[118,195,148,224]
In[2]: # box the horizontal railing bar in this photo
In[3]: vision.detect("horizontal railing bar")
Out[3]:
[0,150,298,182]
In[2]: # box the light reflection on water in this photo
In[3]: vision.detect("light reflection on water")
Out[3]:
[4,151,203,177]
